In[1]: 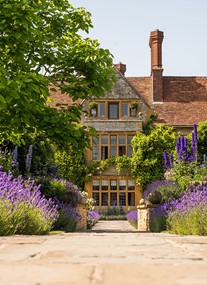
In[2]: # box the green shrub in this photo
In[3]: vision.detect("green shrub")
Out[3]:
[150,215,167,233]
[0,200,54,235]
[168,161,207,191]
[55,146,87,189]
[53,208,77,232]
[0,148,13,172]
[167,205,207,235]
[131,125,177,188]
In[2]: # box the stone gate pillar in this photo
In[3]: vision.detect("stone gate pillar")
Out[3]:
[137,202,156,231]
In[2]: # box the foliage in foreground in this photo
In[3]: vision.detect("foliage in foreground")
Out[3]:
[131,125,177,189]
[0,0,116,148]
[55,145,87,189]
[143,180,181,203]
[0,168,58,235]
[37,177,84,232]
[167,183,207,235]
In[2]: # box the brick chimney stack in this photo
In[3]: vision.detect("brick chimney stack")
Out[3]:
[149,29,164,102]
[149,29,164,71]
[114,62,126,76]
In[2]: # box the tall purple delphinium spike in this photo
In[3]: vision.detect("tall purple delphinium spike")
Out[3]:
[193,124,198,142]
[176,137,181,161]
[191,132,197,161]
[181,136,185,150]
[169,154,173,168]
[183,137,188,161]
[26,145,33,174]
[164,150,169,169]
[176,138,181,160]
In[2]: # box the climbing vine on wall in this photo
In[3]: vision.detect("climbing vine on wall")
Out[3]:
[86,155,133,180]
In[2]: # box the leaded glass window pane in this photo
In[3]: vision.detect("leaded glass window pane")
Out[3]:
[110,146,116,157]
[92,136,99,145]
[92,147,99,160]
[101,193,108,206]
[108,103,119,119]
[110,180,117,190]
[98,102,105,117]
[119,180,126,190]
[128,180,135,190]
[128,192,135,206]
[119,193,126,206]
[92,192,100,206]
[92,180,100,190]
[128,135,133,144]
[119,135,126,145]
[110,193,117,206]
[101,135,108,145]
[101,180,108,190]
[122,102,128,117]
[110,135,117,145]
[128,146,132,157]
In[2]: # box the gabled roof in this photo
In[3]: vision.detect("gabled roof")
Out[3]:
[127,75,207,127]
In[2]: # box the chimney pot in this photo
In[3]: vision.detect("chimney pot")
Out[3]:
[115,62,126,76]
[149,29,164,72]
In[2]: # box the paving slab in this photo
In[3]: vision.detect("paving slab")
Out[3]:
[0,221,207,285]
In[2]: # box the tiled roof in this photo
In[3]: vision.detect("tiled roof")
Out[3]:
[127,76,207,126]
[48,72,207,127]
[48,84,82,108]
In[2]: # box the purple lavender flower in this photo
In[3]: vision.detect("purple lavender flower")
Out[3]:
[143,180,180,201]
[126,209,138,223]
[87,210,100,228]
[0,167,59,234]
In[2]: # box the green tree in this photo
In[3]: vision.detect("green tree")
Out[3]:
[0,0,115,148]
[131,125,178,189]
[55,145,87,189]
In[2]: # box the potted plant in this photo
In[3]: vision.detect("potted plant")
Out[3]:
[129,101,138,109]
[89,101,98,117]
[129,101,138,116]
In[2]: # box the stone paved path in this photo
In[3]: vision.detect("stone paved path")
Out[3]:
[0,220,207,285]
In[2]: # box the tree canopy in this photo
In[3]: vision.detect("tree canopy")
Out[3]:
[0,0,116,148]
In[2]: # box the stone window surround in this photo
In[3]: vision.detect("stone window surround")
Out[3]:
[89,100,138,119]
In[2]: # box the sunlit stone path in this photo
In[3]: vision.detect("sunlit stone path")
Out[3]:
[0,220,207,285]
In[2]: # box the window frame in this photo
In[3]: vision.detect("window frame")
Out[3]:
[92,133,134,160]
[91,178,136,207]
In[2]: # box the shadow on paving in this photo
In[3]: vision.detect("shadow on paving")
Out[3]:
[83,229,147,234]
[80,220,143,234]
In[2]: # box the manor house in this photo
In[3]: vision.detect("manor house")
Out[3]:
[50,29,207,211]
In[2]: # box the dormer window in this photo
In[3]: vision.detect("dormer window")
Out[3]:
[89,101,138,118]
